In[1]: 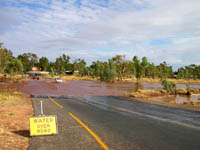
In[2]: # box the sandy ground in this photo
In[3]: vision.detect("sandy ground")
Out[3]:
[0,81,33,150]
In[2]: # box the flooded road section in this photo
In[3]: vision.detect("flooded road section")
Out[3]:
[21,79,200,96]
[21,80,139,96]
[21,79,200,104]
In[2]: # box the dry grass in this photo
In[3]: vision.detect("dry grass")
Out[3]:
[176,88,200,95]
[0,74,28,81]
[122,78,161,83]
[0,91,23,104]
[123,77,200,83]
[0,84,33,150]
[130,89,166,98]
[168,79,200,83]
[46,75,96,82]
[62,75,96,81]
[176,88,188,95]
[131,88,200,99]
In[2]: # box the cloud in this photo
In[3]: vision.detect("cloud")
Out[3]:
[0,0,200,69]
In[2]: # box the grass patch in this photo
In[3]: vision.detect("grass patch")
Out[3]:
[46,75,97,81]
[0,81,33,150]
[8,112,15,116]
[123,77,200,83]
[130,89,166,98]
[0,90,23,104]
[130,88,200,99]
[0,73,28,82]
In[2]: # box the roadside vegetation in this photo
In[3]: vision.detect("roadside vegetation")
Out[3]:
[0,83,33,150]
[0,90,22,104]
[1,42,200,83]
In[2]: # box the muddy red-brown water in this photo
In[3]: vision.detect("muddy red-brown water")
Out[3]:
[19,79,200,104]
[20,80,139,96]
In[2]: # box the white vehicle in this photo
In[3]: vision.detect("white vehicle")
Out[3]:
[55,78,62,83]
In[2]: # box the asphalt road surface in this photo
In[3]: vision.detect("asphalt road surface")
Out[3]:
[29,96,200,150]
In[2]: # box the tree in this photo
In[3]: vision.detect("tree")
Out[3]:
[48,62,56,76]
[73,59,88,76]
[111,55,129,80]
[103,63,117,82]
[141,57,149,77]
[54,54,72,74]
[157,61,173,79]
[146,63,156,78]
[17,53,38,72]
[38,57,49,71]
[177,67,185,79]
[132,56,142,79]
[5,58,24,75]
[55,57,65,74]
[0,44,13,73]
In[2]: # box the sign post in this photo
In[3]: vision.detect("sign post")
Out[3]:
[30,101,58,136]
[40,101,44,116]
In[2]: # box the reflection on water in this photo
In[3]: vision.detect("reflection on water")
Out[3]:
[149,95,200,105]
[160,95,200,104]
[31,79,200,103]
[176,95,200,104]
[103,81,200,103]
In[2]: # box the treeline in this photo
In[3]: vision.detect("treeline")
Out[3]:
[0,43,200,81]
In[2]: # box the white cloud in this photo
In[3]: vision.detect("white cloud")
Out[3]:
[0,0,200,69]
[166,57,182,64]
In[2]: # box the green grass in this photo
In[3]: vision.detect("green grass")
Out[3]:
[8,112,15,116]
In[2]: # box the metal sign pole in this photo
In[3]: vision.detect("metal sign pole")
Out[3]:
[40,101,44,116]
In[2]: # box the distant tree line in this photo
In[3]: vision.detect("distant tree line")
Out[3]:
[0,43,200,81]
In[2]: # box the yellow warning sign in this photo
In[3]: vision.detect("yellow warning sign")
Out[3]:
[30,115,58,136]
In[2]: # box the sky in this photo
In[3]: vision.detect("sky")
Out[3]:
[0,0,200,70]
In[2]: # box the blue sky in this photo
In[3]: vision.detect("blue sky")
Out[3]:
[0,0,200,70]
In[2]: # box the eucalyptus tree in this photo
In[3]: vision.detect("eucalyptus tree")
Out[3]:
[0,44,13,73]
[17,53,38,72]
[38,57,49,71]
[132,56,142,79]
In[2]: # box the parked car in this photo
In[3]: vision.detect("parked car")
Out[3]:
[55,78,62,83]
[32,74,40,80]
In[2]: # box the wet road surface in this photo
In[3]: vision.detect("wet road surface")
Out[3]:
[30,96,200,150]
[21,80,200,103]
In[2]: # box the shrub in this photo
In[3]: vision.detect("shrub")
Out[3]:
[161,79,176,94]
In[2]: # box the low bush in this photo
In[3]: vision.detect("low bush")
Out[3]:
[161,79,176,94]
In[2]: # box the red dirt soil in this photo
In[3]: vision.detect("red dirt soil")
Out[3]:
[0,81,33,150]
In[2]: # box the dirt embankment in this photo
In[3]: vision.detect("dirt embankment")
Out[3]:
[0,81,33,150]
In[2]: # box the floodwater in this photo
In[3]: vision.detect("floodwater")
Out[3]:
[141,82,200,90]
[141,82,200,103]
[21,80,139,96]
[20,79,200,104]
[159,95,200,104]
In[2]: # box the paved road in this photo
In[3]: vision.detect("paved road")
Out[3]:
[29,96,200,150]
